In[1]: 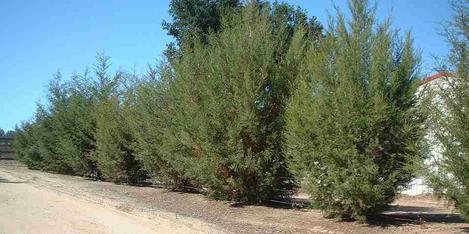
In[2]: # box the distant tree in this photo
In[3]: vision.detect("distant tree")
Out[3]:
[285,0,424,221]
[162,0,322,60]
[14,122,44,170]
[162,0,241,47]
[0,128,4,137]
[5,130,15,138]
[426,0,469,221]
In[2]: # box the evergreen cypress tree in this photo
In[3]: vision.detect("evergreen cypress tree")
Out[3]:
[125,63,184,186]
[49,72,96,176]
[94,94,145,184]
[285,0,423,221]
[13,116,62,171]
[92,55,146,184]
[426,0,469,221]
[155,3,310,201]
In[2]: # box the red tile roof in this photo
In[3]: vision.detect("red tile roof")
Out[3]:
[420,72,456,85]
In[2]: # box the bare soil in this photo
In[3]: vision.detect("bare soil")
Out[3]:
[0,160,467,233]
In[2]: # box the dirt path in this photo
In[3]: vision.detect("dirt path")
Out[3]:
[0,160,467,233]
[0,164,220,234]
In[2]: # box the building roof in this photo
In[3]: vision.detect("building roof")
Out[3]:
[420,72,456,85]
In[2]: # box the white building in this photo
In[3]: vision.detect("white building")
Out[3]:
[402,72,455,195]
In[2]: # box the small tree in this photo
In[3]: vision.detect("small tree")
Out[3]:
[426,0,469,221]
[285,0,423,221]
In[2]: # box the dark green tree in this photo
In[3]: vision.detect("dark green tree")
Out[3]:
[162,0,241,46]
[4,130,15,138]
[285,0,424,221]
[162,0,322,61]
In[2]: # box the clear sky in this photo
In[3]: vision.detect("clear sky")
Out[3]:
[0,0,452,131]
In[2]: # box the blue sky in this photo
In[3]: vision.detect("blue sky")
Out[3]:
[0,0,452,131]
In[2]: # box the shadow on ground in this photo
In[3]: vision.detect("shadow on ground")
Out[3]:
[229,196,466,228]
[0,177,26,184]
[363,203,466,227]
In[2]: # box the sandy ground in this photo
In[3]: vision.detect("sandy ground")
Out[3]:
[0,160,468,234]
[0,163,220,234]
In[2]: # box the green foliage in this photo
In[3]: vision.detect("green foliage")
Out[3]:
[162,0,241,46]
[285,0,423,221]
[426,0,469,221]
[155,4,309,202]
[162,0,241,61]
[49,73,97,176]
[14,122,44,170]
[0,129,15,138]
[4,130,15,138]
[13,55,143,180]
[92,55,146,184]
[94,95,145,184]
[162,0,322,61]
[14,105,72,173]
[125,64,185,186]
[266,1,323,42]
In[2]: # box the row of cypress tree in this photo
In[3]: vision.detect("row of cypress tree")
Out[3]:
[12,0,466,221]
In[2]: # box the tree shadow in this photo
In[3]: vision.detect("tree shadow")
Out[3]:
[228,197,312,210]
[0,177,26,184]
[366,206,465,227]
[226,197,466,228]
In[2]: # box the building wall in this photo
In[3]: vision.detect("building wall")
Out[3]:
[401,74,453,196]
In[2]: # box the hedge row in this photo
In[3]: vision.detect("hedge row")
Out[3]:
[13,0,432,221]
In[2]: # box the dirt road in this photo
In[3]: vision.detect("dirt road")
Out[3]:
[0,162,219,234]
[0,160,467,234]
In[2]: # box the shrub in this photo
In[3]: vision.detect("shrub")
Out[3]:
[285,0,424,221]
